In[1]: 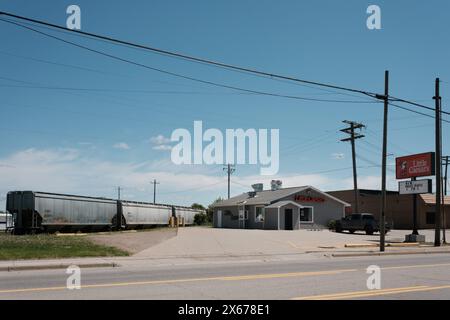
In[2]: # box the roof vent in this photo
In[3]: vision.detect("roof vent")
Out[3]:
[247,191,257,198]
[271,180,282,191]
[251,183,263,192]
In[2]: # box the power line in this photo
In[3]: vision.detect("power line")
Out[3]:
[0,18,378,105]
[1,13,449,123]
[0,11,381,98]
[1,11,449,119]
[158,180,225,195]
[390,96,450,116]
[389,102,450,123]
[3,11,449,116]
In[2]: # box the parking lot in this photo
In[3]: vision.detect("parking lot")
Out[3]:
[133,227,443,258]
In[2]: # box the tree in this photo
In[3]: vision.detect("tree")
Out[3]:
[206,197,224,223]
[191,203,206,211]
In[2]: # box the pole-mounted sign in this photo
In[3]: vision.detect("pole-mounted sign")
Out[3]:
[396,152,436,180]
[399,179,432,195]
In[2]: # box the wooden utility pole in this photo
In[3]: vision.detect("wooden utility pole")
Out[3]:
[151,179,160,204]
[341,120,365,214]
[223,164,235,199]
[434,78,442,247]
[379,70,389,252]
[443,156,449,243]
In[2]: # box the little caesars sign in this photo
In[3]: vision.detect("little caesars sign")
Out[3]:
[396,152,435,195]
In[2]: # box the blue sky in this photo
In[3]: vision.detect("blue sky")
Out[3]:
[0,0,449,208]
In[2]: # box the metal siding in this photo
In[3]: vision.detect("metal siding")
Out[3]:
[175,208,197,225]
[214,207,239,228]
[121,202,170,225]
[263,208,279,230]
[34,193,117,225]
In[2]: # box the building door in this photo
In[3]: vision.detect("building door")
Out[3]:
[217,210,222,228]
[285,208,293,230]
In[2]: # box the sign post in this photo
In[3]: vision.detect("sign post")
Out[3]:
[396,152,435,243]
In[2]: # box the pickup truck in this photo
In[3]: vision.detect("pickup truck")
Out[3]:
[335,213,390,235]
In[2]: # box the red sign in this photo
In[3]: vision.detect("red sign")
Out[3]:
[295,195,325,203]
[396,152,435,179]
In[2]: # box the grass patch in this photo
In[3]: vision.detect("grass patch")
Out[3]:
[0,233,129,260]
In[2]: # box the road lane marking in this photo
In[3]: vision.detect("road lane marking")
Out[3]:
[0,269,355,294]
[220,269,356,281]
[381,262,450,271]
[292,286,429,300]
[2,261,450,295]
[292,285,450,300]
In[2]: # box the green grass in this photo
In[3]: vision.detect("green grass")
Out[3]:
[0,233,129,260]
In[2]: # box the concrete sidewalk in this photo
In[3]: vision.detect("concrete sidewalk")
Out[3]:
[1,227,449,271]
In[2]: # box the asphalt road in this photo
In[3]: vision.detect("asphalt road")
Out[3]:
[1,253,450,300]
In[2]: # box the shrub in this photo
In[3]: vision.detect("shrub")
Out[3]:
[194,213,207,225]
[327,219,336,230]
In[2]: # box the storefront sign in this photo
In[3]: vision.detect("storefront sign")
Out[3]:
[295,195,325,203]
[399,179,432,195]
[396,152,435,179]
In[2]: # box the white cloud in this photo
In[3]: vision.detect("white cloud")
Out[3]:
[332,153,345,160]
[150,134,172,152]
[113,142,130,150]
[150,134,171,145]
[0,147,398,209]
[152,145,172,151]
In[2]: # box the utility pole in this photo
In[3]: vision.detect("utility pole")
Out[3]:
[378,70,389,252]
[444,156,449,195]
[341,120,365,214]
[443,156,449,244]
[223,164,235,199]
[117,186,121,200]
[151,179,160,204]
[434,78,442,247]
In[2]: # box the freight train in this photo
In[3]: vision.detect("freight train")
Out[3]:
[6,191,203,234]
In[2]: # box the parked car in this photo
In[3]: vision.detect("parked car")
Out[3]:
[335,213,390,235]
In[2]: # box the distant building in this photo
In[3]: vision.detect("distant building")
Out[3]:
[212,186,350,230]
[327,189,450,229]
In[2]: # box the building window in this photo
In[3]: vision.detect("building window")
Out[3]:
[239,210,248,220]
[300,207,313,223]
[255,207,264,222]
[426,212,435,225]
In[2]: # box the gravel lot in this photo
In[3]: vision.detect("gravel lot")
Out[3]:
[87,228,178,254]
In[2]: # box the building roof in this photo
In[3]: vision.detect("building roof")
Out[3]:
[213,186,350,207]
[265,200,303,209]
[420,194,450,205]
[327,189,399,195]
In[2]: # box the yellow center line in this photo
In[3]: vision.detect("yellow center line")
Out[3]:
[2,261,450,295]
[0,269,355,294]
[293,284,450,300]
[220,269,356,281]
[381,262,450,270]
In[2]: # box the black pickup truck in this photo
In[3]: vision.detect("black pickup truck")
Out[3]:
[335,213,390,235]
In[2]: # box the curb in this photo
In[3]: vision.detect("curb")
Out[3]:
[332,250,450,258]
[344,243,420,248]
[0,262,119,272]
